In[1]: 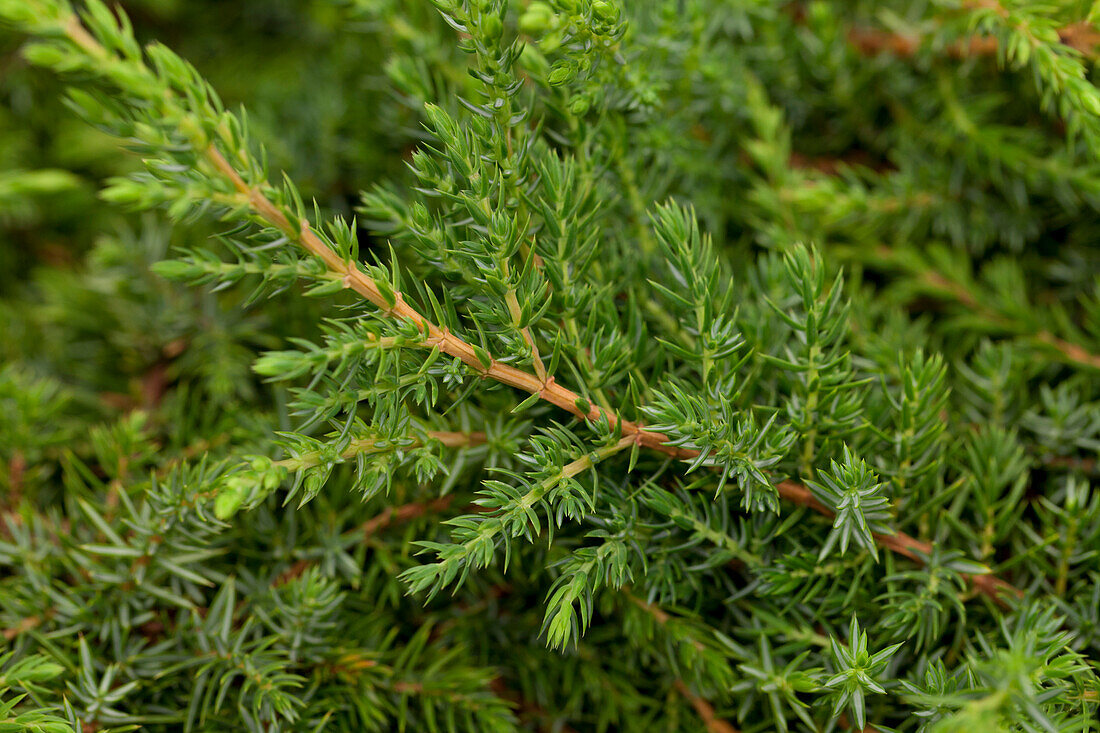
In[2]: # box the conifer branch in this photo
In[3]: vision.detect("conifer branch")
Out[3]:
[253,167,1017,596]
[4,0,1097,729]
[28,2,1019,605]
[206,136,668,441]
[272,430,485,471]
[210,140,1018,598]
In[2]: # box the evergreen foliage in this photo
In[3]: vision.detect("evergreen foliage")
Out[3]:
[2,0,1100,730]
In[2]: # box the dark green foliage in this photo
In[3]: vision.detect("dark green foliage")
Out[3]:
[2,0,1100,731]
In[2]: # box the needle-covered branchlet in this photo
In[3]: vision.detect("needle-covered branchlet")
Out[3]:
[3,0,1099,730]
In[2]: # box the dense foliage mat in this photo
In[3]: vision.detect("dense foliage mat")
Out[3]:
[2,0,1100,730]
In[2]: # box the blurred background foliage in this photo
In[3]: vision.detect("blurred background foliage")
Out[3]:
[1,0,402,412]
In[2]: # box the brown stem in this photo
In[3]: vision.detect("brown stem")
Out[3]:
[6,449,25,505]
[1044,454,1098,474]
[869,246,1100,373]
[361,496,454,539]
[674,681,740,733]
[1035,331,1100,371]
[2,612,48,640]
[846,10,1099,61]
[776,480,1019,603]
[627,594,739,733]
[273,496,457,587]
[205,144,681,449]
[848,27,999,59]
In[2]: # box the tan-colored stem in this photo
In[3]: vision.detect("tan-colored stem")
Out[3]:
[674,681,740,733]
[274,496,458,587]
[879,247,1100,372]
[848,26,1000,58]
[626,593,739,733]
[775,481,1019,602]
[2,613,46,640]
[845,6,1100,60]
[360,496,455,539]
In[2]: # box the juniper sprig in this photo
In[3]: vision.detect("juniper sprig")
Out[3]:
[2,0,1100,731]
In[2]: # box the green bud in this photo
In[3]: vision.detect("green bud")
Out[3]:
[225,476,249,492]
[263,466,287,491]
[518,12,545,35]
[519,43,550,74]
[214,488,245,520]
[569,95,591,115]
[519,2,554,34]
[592,0,616,22]
[302,471,325,504]
[548,62,577,86]
[481,14,503,42]
[539,30,564,53]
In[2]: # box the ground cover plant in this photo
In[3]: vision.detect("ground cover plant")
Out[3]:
[1,0,1100,730]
